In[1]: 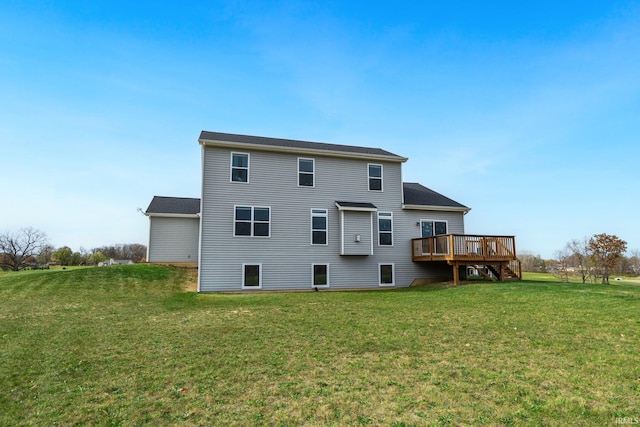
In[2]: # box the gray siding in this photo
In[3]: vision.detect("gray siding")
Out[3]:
[341,211,373,255]
[148,217,199,262]
[199,145,465,291]
[391,209,466,285]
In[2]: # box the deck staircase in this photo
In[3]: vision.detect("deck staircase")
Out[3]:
[479,261,522,282]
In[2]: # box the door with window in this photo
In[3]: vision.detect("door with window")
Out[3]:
[420,220,448,254]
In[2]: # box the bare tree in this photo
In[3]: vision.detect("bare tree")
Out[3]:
[36,244,55,265]
[588,233,627,285]
[553,248,570,282]
[566,238,592,284]
[630,249,640,277]
[0,228,49,271]
[519,251,546,272]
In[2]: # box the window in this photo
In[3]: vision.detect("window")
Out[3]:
[234,206,270,237]
[379,263,394,286]
[368,164,383,191]
[298,158,315,187]
[312,264,329,288]
[420,220,448,254]
[231,152,249,183]
[242,263,262,289]
[420,220,447,237]
[378,212,393,246]
[311,209,328,245]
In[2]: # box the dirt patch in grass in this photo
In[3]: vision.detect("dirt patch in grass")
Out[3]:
[180,268,198,292]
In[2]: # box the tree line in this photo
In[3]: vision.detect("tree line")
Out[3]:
[521,233,636,285]
[0,227,146,271]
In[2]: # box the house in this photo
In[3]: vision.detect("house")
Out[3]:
[144,196,200,265]
[187,131,520,292]
[99,259,135,267]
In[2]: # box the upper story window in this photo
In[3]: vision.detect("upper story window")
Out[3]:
[231,152,249,183]
[234,206,270,237]
[378,212,393,246]
[368,164,383,191]
[298,158,315,187]
[311,209,328,245]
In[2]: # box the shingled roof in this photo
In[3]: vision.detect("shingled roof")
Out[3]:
[199,131,407,161]
[145,196,200,216]
[403,183,469,212]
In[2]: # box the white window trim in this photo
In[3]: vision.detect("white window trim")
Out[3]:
[378,263,395,287]
[234,205,271,238]
[419,219,449,255]
[310,208,328,245]
[298,157,315,188]
[242,263,262,289]
[368,163,383,192]
[230,152,250,184]
[311,263,330,288]
[377,211,393,247]
[419,219,449,237]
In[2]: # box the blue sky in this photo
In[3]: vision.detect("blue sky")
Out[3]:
[1,1,639,258]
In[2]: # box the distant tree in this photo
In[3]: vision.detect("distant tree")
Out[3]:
[0,228,49,271]
[519,251,546,272]
[70,251,83,266]
[36,244,55,265]
[566,238,592,284]
[630,249,640,276]
[52,247,73,266]
[92,243,146,263]
[125,243,147,263]
[613,254,632,276]
[78,247,91,266]
[588,233,627,285]
[553,248,570,282]
[88,251,107,265]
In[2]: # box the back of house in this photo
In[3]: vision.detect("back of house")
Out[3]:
[197,131,469,292]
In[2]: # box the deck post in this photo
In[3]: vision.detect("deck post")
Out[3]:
[449,234,455,258]
[452,262,460,285]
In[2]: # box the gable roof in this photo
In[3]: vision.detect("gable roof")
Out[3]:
[145,196,200,217]
[199,131,408,162]
[402,183,470,213]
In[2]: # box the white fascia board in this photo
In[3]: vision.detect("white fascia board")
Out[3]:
[145,213,201,218]
[402,204,471,214]
[199,139,408,163]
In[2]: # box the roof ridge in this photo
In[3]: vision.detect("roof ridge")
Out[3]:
[199,130,407,161]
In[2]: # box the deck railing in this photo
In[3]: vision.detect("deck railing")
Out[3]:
[412,234,518,262]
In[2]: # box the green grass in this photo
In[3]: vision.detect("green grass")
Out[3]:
[1,265,639,426]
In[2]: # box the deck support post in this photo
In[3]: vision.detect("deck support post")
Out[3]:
[452,262,460,285]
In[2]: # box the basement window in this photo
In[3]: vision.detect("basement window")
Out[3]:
[312,264,329,288]
[379,263,394,286]
[242,264,262,289]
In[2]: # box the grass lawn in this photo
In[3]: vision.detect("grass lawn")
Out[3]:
[1,265,639,426]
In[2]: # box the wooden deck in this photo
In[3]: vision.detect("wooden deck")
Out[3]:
[412,234,521,284]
